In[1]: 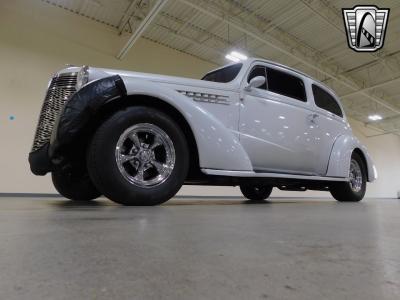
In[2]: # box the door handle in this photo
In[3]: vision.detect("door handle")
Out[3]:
[308,113,319,123]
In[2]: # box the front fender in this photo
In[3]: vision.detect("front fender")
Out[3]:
[326,135,376,182]
[50,75,127,156]
[121,76,253,171]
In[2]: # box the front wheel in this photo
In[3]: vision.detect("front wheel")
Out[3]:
[330,153,367,202]
[240,185,273,201]
[52,169,101,201]
[87,106,189,206]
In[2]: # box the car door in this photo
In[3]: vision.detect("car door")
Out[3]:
[309,83,350,175]
[239,63,320,175]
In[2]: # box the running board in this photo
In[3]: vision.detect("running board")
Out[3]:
[201,169,348,182]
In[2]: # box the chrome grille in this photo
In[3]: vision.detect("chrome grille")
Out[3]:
[31,72,78,152]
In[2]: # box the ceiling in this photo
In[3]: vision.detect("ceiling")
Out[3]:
[42,0,400,137]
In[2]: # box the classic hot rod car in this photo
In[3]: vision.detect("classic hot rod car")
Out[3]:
[29,58,376,205]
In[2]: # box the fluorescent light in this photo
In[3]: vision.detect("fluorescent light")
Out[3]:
[225,50,248,62]
[368,114,383,121]
[231,51,248,61]
[225,54,240,62]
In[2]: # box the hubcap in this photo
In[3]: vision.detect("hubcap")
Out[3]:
[349,159,363,193]
[115,123,175,187]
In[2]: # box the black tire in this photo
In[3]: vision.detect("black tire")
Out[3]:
[87,106,189,206]
[330,152,367,202]
[240,185,273,201]
[52,170,101,201]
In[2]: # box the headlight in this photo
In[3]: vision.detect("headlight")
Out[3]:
[76,66,89,90]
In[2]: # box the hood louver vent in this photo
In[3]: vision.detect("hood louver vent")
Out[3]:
[178,90,230,105]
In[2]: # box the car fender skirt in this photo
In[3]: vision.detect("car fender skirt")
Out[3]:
[52,75,127,152]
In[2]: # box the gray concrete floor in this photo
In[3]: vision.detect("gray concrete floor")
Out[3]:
[0,197,399,300]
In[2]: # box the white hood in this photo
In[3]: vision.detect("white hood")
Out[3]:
[89,67,236,91]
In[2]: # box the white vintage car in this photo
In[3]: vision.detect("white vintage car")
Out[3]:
[29,58,376,205]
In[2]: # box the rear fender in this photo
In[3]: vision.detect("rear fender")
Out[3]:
[326,135,376,182]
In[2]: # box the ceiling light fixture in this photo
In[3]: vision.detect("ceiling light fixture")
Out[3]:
[225,54,240,62]
[368,114,383,121]
[225,51,248,62]
[231,51,248,61]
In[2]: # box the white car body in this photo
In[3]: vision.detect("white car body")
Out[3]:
[29,57,376,205]
[80,58,376,183]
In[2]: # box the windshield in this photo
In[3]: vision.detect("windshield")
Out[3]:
[201,63,243,83]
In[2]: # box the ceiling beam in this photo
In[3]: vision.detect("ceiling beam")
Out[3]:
[117,0,168,60]
[178,0,400,117]
[152,22,224,63]
[160,11,230,47]
[364,129,400,138]
[341,75,400,99]
[76,0,88,15]
[298,0,400,79]
[339,107,400,137]
[176,10,199,35]
[297,0,389,59]
[117,0,140,34]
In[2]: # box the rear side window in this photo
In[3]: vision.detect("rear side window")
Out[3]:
[266,68,306,102]
[247,66,267,90]
[312,84,343,117]
[202,63,243,83]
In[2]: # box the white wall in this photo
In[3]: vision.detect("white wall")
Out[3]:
[350,120,400,198]
[1,0,399,198]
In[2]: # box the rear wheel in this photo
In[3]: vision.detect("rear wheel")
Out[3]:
[240,185,273,201]
[87,106,189,206]
[52,169,101,201]
[330,152,366,202]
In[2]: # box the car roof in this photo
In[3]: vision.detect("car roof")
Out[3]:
[203,58,342,103]
[207,58,338,99]
[248,58,338,97]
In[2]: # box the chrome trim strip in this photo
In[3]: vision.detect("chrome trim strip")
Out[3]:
[178,90,230,105]
[201,169,349,181]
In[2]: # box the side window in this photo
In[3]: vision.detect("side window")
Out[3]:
[266,68,307,102]
[247,66,267,90]
[312,84,343,117]
[202,63,243,83]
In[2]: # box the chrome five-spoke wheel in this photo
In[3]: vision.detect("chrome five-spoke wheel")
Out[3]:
[116,123,175,187]
[329,152,366,202]
[349,159,363,193]
[87,107,189,205]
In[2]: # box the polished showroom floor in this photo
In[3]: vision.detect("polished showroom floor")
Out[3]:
[0,196,399,300]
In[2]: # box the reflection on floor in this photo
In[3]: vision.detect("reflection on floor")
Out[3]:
[0,196,399,300]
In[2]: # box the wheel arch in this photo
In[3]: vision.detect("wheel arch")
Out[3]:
[326,135,376,182]
[93,95,201,178]
[352,148,368,179]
